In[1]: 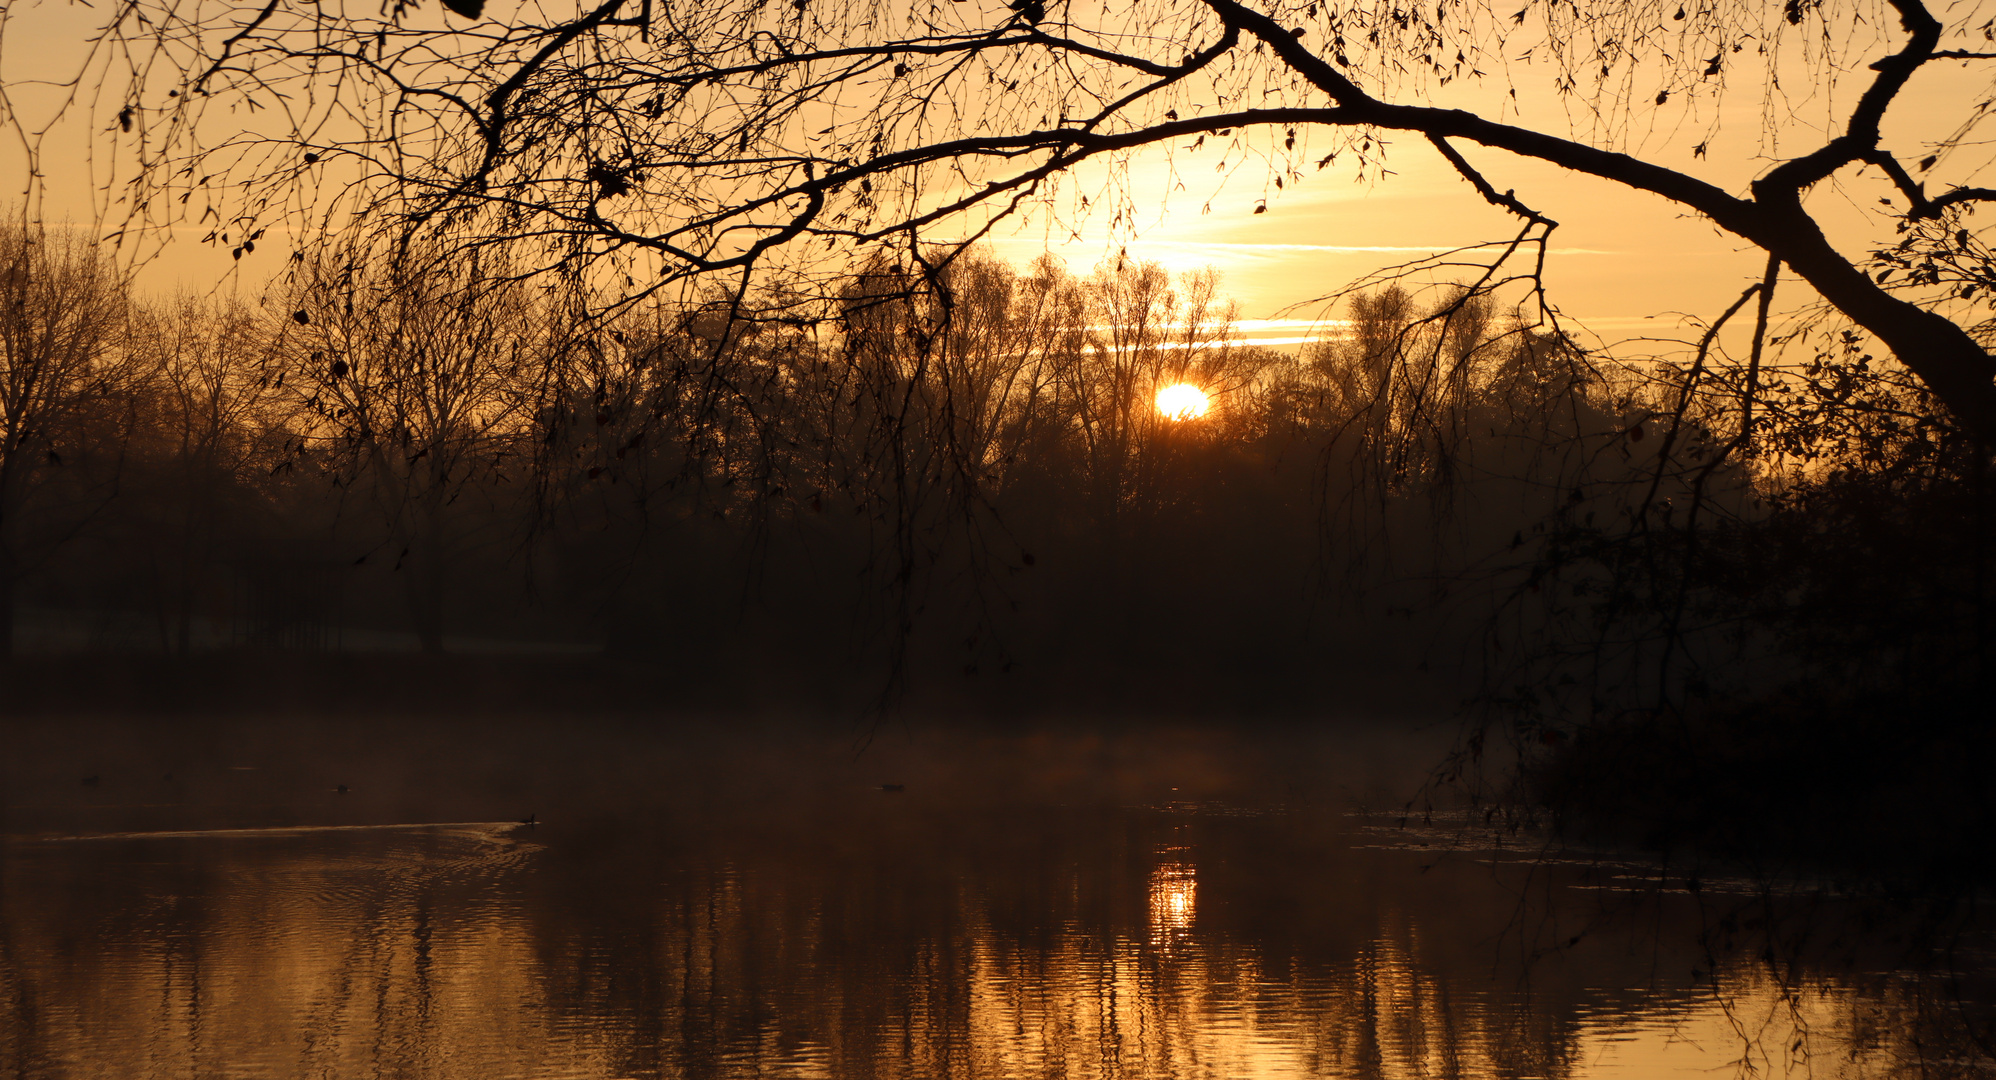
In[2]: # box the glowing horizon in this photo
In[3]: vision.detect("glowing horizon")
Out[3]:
[1156,383,1210,421]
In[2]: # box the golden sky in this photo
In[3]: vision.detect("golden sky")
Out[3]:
[3,0,1984,350]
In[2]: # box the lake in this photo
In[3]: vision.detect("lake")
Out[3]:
[2,712,1988,1079]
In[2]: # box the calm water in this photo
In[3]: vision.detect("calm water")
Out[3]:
[2,713,1990,1079]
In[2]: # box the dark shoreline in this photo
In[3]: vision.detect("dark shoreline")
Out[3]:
[1530,688,1996,890]
[20,652,1984,893]
[0,650,1460,722]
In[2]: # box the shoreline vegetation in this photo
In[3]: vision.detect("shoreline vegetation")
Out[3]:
[1529,688,1996,890]
[0,222,1987,887]
[0,650,1456,721]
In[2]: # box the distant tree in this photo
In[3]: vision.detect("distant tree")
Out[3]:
[1063,260,1273,526]
[125,294,286,650]
[283,242,545,653]
[827,252,1273,533]
[0,222,129,655]
[1308,284,1501,494]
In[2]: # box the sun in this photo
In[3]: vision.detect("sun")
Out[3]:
[1155,383,1210,421]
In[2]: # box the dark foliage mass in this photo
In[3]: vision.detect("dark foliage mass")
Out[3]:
[0,223,1609,703]
[4,211,1992,877]
[1515,327,1994,880]
[6,214,1980,725]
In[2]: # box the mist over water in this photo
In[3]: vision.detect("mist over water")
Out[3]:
[4,712,1987,1080]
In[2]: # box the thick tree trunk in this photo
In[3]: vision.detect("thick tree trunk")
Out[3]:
[0,542,13,660]
[1216,0,1996,443]
[407,484,448,656]
[417,558,445,656]
[0,469,15,659]
[1758,202,1996,443]
[404,553,446,655]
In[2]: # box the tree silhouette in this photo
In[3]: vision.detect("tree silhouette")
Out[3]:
[282,240,546,652]
[125,294,287,651]
[0,223,130,655]
[14,0,1996,439]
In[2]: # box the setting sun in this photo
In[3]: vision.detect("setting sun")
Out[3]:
[1155,383,1210,421]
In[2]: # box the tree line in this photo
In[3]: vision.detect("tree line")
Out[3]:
[3,220,1974,718]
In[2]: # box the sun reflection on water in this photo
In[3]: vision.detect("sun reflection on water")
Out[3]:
[1147,850,1197,951]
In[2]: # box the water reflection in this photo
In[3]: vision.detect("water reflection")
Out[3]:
[2,722,1991,1080]
[1147,835,1196,951]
